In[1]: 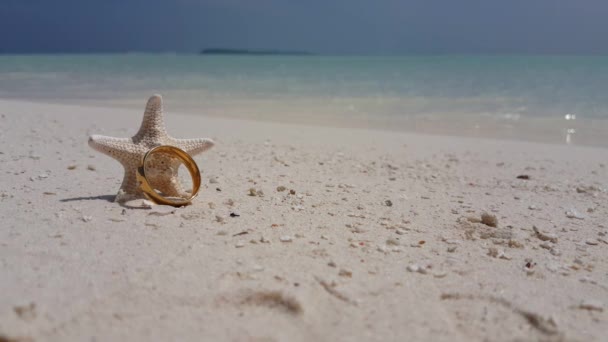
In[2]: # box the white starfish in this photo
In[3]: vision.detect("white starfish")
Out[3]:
[88,94,214,204]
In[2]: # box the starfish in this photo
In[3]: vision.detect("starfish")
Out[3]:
[88,94,214,204]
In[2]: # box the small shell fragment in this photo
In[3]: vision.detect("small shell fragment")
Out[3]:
[280,235,293,242]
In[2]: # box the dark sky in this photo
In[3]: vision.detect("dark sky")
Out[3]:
[1,0,607,54]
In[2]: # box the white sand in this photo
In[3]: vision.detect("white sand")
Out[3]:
[0,99,607,341]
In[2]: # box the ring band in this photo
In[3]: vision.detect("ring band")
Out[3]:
[136,145,201,206]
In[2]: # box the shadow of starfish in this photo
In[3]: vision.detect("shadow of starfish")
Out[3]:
[60,195,115,203]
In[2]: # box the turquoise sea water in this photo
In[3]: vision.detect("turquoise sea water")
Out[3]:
[1,54,607,145]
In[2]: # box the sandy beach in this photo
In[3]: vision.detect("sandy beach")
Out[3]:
[1,99,607,341]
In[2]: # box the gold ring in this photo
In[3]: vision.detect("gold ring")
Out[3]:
[136,145,201,207]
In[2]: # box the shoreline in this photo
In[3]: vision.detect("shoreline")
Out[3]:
[2,96,608,149]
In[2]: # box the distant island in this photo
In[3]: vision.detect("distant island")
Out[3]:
[200,48,313,56]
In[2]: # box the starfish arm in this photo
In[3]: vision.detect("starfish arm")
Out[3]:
[88,135,139,164]
[172,137,215,156]
[115,164,146,203]
[133,94,168,142]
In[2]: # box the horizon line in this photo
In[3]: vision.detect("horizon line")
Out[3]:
[2,51,608,57]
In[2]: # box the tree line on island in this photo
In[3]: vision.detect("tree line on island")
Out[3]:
[200,48,313,56]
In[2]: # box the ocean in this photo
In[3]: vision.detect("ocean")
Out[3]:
[1,54,607,146]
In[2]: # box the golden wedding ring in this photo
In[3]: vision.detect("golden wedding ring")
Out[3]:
[136,145,201,207]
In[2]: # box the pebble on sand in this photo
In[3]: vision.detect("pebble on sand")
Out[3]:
[480,213,498,227]
[565,208,585,220]
[406,264,428,274]
[406,264,420,272]
[248,188,264,197]
[376,245,388,253]
[386,238,400,246]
